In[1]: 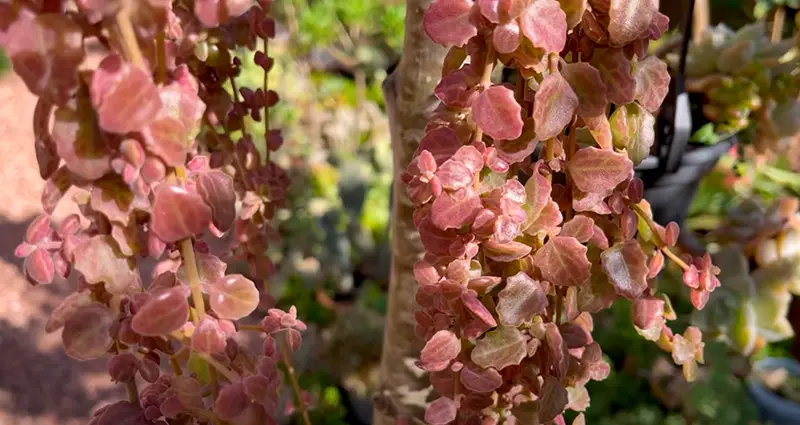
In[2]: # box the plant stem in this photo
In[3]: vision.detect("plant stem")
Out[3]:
[198,353,240,383]
[280,333,311,425]
[125,380,139,404]
[179,238,206,322]
[472,42,495,144]
[115,0,146,69]
[238,324,264,332]
[630,203,691,270]
[772,6,786,43]
[554,288,563,325]
[544,138,555,183]
[170,355,183,376]
[262,36,271,165]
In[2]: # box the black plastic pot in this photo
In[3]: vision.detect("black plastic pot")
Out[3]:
[636,135,737,226]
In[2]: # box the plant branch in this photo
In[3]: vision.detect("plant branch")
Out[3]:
[115,0,146,69]
[280,333,311,425]
[197,353,240,383]
[125,380,139,404]
[630,203,691,270]
[472,42,495,143]
[772,6,786,43]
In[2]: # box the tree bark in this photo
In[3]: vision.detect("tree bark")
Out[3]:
[373,1,446,424]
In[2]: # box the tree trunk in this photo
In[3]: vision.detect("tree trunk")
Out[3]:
[373,1,446,424]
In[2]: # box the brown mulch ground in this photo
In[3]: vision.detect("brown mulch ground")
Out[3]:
[0,72,123,425]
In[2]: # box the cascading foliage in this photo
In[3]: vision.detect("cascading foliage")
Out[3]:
[407,0,723,423]
[2,0,309,424]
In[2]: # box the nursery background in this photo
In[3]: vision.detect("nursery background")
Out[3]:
[2,0,800,424]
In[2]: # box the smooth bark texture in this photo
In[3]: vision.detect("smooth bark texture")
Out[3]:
[373,1,446,424]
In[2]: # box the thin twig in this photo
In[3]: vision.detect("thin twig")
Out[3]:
[125,380,139,404]
[630,203,691,270]
[772,6,786,43]
[280,333,311,425]
[198,353,241,383]
[471,41,495,144]
[115,0,146,69]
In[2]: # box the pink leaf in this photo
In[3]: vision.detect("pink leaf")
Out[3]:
[420,330,461,372]
[472,85,524,141]
[562,63,608,117]
[431,187,483,230]
[601,240,649,299]
[535,75,579,141]
[461,292,498,328]
[192,170,236,233]
[414,127,464,165]
[484,239,532,262]
[191,316,227,354]
[608,0,658,46]
[493,20,521,54]
[52,104,111,181]
[560,215,595,242]
[634,56,670,113]
[131,287,190,336]
[461,365,503,393]
[478,0,530,23]
[569,147,633,193]
[91,54,162,133]
[520,0,567,54]
[150,185,213,243]
[471,326,527,370]
[25,247,55,285]
[583,114,613,150]
[425,397,458,425]
[194,0,253,27]
[424,0,478,47]
[210,274,260,320]
[534,236,591,287]
[591,48,636,105]
[73,235,141,295]
[497,272,548,326]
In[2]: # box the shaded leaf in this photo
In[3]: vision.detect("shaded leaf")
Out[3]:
[562,63,607,117]
[90,54,162,133]
[209,274,259,320]
[423,0,477,47]
[150,185,213,243]
[62,304,114,361]
[601,240,649,299]
[460,365,503,393]
[478,0,530,23]
[591,48,636,105]
[534,236,591,287]
[472,326,527,370]
[131,287,190,336]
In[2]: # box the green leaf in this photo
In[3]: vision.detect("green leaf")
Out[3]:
[188,352,211,385]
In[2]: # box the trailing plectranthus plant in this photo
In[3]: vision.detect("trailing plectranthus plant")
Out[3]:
[2,1,311,424]
[408,0,723,423]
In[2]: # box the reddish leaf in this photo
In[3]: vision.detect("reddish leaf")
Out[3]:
[591,49,636,105]
[131,287,190,336]
[560,215,594,242]
[631,295,665,330]
[435,67,481,108]
[533,71,579,140]
[461,365,503,393]
[62,304,114,361]
[569,147,633,193]
[150,185,213,243]
[46,291,92,333]
[74,235,141,295]
[143,82,205,167]
[607,0,658,47]
[192,316,227,354]
[562,63,607,117]
[52,103,112,181]
[461,292,498,329]
[41,167,72,214]
[634,56,670,113]
[524,163,552,220]
[209,274,260,320]
[25,247,55,285]
[194,0,253,27]
[497,272,548,326]
[425,397,458,425]
[4,13,84,104]
[431,187,483,230]
[91,54,162,133]
[215,382,249,421]
[478,0,530,23]
[493,20,522,54]
[484,239,532,262]
[538,375,569,422]
[534,236,591,287]
[472,85,524,141]
[520,0,567,54]
[423,0,478,47]
[420,330,461,372]
[601,240,649,299]
[193,170,236,233]
[471,326,527,370]
[414,127,464,165]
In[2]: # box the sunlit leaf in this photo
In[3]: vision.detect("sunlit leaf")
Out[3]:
[533,71,579,140]
[497,272,548,326]
[520,0,567,54]
[535,236,591,287]
[569,147,632,193]
[472,85,524,140]
[478,0,530,23]
[633,56,670,113]
[131,287,190,336]
[90,54,162,133]
[420,330,461,372]
[209,274,259,320]
[150,185,213,243]
[425,397,458,425]
[607,0,657,46]
[610,102,655,166]
[74,235,141,295]
[423,0,477,47]
[601,240,649,299]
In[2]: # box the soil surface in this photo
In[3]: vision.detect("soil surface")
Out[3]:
[0,72,123,425]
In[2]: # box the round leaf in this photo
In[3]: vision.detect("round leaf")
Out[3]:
[209,274,259,320]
